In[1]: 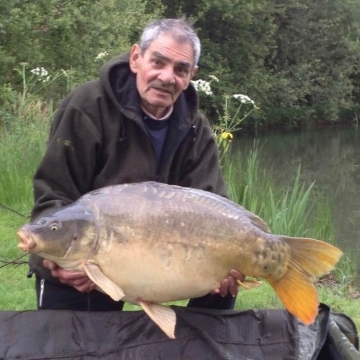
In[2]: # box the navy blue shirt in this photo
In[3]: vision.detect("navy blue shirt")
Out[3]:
[142,114,169,173]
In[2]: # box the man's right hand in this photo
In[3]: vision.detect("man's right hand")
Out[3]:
[43,260,96,293]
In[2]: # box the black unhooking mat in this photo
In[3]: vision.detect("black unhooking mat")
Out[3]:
[0,304,358,360]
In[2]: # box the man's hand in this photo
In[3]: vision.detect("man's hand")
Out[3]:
[43,260,96,293]
[212,269,245,297]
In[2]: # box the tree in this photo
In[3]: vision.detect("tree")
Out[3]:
[0,0,162,98]
[161,0,276,127]
[161,0,360,127]
[266,0,360,124]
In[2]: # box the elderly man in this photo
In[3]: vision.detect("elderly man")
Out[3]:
[29,18,243,311]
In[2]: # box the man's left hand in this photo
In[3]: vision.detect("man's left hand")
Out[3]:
[212,269,245,297]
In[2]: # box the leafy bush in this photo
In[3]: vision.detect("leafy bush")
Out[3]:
[0,0,162,99]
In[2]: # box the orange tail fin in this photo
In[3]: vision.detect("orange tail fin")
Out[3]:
[268,237,343,325]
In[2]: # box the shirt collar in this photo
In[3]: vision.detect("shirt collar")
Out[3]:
[141,105,174,121]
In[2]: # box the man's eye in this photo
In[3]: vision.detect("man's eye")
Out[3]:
[177,67,189,75]
[153,59,162,66]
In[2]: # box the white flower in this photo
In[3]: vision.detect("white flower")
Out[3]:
[31,67,49,77]
[95,51,109,60]
[31,67,40,76]
[233,94,255,105]
[191,79,213,96]
[40,67,48,77]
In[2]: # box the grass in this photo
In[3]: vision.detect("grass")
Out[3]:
[0,209,36,310]
[224,144,334,241]
[0,92,359,335]
[0,89,50,311]
[0,92,52,206]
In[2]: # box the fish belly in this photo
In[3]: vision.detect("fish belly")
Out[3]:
[96,240,232,303]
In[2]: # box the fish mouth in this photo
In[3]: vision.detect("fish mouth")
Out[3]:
[17,229,36,253]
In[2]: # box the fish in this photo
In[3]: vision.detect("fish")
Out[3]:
[17,181,343,339]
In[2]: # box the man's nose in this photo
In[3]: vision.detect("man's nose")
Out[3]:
[158,66,175,84]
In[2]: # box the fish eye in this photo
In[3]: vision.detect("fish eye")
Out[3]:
[49,223,59,231]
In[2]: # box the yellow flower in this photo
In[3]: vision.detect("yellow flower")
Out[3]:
[221,131,233,140]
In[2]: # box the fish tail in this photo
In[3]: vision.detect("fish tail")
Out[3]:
[267,236,343,325]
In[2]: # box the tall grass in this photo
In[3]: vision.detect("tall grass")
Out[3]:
[0,88,52,311]
[224,143,335,242]
[0,92,52,210]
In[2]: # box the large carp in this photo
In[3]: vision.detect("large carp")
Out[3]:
[18,182,342,338]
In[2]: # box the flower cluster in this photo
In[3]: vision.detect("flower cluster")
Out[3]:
[191,74,220,96]
[30,67,50,82]
[31,67,48,76]
[191,79,213,95]
[191,74,259,161]
[233,94,255,105]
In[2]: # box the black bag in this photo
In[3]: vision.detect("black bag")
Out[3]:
[0,304,358,360]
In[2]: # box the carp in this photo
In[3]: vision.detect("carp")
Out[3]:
[17,182,343,339]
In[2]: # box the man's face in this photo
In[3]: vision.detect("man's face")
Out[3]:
[129,33,198,118]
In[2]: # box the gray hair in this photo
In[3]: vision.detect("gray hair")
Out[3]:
[139,18,201,66]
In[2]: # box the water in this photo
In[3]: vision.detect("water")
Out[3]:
[233,124,360,267]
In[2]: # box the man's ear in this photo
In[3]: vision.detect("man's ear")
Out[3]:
[190,66,199,80]
[184,66,199,90]
[129,44,141,74]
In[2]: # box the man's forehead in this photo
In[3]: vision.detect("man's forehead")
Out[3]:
[144,34,195,66]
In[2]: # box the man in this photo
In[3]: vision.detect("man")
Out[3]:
[29,18,243,311]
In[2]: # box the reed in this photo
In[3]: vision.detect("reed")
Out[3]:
[223,143,335,241]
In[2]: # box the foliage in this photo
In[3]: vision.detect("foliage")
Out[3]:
[161,0,360,127]
[264,0,360,124]
[0,0,162,100]
[2,1,360,127]
[162,0,274,126]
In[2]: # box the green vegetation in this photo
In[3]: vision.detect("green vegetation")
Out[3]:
[1,1,360,128]
[162,0,360,127]
[224,147,334,241]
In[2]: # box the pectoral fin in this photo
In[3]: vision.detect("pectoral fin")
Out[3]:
[236,278,263,290]
[138,301,176,339]
[83,262,125,301]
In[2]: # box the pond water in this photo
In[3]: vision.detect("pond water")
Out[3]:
[233,124,360,277]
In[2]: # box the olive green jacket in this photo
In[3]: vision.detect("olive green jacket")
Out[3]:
[29,53,227,279]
